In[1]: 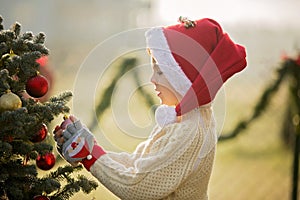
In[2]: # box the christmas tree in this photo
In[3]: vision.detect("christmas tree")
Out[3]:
[0,16,97,199]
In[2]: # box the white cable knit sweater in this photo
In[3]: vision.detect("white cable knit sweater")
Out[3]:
[90,106,217,200]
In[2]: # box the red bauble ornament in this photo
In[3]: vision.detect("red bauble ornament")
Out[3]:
[3,135,14,142]
[33,195,50,200]
[30,123,48,143]
[36,56,48,67]
[36,152,56,170]
[296,54,300,66]
[26,74,49,98]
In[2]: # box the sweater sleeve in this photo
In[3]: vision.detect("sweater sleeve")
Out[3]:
[89,122,205,200]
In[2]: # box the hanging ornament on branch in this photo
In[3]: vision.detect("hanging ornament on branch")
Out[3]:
[33,195,50,200]
[0,89,22,112]
[36,56,48,67]
[36,152,56,170]
[0,49,17,66]
[30,123,48,143]
[26,73,49,98]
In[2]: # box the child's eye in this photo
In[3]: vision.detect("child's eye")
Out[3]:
[157,70,163,75]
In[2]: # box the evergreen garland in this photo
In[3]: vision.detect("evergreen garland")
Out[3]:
[91,49,300,148]
[89,57,156,131]
[219,56,300,141]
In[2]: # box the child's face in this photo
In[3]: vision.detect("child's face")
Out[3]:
[150,57,181,106]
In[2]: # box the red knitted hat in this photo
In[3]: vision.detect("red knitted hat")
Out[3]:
[145,18,247,127]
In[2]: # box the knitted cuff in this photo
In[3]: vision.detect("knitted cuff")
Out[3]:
[81,144,106,171]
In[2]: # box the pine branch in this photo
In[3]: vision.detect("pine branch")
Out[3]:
[11,140,34,156]
[0,31,14,55]
[51,173,98,200]
[48,165,81,181]
[0,140,13,159]
[33,178,61,195]
[52,181,81,200]
[33,142,53,155]
[46,91,73,115]
[34,32,46,44]
[17,52,41,81]
[76,175,98,194]
[0,159,37,199]
[0,69,11,93]
[11,22,21,38]
[44,165,98,200]
[0,15,3,31]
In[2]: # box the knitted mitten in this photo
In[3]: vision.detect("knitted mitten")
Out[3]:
[57,119,106,170]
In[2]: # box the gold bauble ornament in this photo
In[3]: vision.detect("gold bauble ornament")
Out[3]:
[0,90,22,112]
[0,50,16,67]
[1,50,16,61]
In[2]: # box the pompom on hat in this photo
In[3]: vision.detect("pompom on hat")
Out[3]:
[145,17,247,127]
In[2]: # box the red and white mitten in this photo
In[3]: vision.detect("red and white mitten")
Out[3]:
[58,119,106,170]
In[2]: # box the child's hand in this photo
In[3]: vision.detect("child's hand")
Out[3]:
[53,116,105,167]
[60,115,75,129]
[53,115,76,146]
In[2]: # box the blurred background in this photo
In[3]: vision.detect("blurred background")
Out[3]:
[1,0,300,199]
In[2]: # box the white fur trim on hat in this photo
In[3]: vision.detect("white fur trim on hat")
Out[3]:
[155,105,177,127]
[145,27,192,97]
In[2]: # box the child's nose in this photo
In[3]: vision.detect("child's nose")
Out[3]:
[150,75,156,84]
